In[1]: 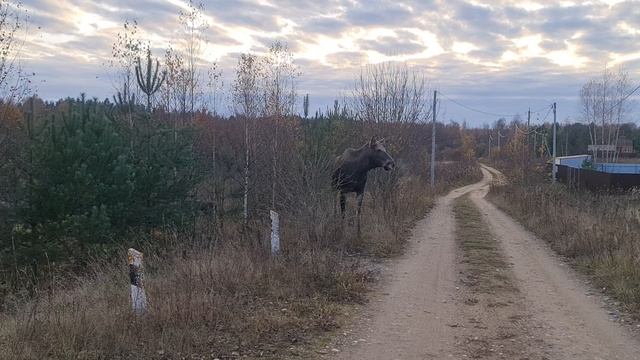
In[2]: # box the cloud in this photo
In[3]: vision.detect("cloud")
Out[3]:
[358,33,425,56]
[325,51,368,67]
[305,16,349,35]
[12,0,640,125]
[344,0,414,27]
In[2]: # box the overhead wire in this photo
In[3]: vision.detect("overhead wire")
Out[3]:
[438,91,556,126]
[437,90,560,159]
[530,103,554,113]
[437,91,524,118]
[539,104,553,123]
[603,83,640,116]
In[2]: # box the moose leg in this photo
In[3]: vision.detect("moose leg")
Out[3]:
[339,192,346,218]
[356,192,364,236]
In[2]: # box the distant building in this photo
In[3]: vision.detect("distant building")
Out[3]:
[554,154,640,191]
[617,137,635,156]
[586,137,636,159]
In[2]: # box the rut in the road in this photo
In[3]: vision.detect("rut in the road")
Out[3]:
[330,170,494,360]
[325,166,640,360]
[453,195,549,359]
[472,165,640,360]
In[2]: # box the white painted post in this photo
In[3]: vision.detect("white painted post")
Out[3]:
[270,210,280,255]
[128,248,147,314]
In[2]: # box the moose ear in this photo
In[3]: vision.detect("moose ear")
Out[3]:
[369,136,377,148]
[377,138,386,145]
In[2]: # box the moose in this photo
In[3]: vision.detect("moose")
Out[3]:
[332,136,395,232]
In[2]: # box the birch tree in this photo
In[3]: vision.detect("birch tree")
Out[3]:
[205,62,223,116]
[110,19,143,124]
[161,46,189,115]
[0,0,30,220]
[232,54,263,224]
[580,67,632,163]
[260,42,299,209]
[0,0,30,110]
[179,0,207,120]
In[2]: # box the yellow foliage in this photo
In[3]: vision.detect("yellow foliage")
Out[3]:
[0,103,23,130]
[461,132,476,163]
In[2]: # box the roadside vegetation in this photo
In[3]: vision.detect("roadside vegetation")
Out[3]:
[488,165,640,316]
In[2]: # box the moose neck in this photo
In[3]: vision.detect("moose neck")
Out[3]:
[355,146,379,173]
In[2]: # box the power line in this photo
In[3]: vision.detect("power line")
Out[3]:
[438,91,523,118]
[531,103,554,113]
[539,105,553,123]
[603,83,640,116]
[515,123,536,135]
[438,91,556,122]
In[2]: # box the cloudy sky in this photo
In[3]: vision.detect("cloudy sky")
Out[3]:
[17,0,640,125]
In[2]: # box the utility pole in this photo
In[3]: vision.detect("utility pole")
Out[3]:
[527,108,531,156]
[430,90,437,188]
[565,123,569,156]
[525,107,531,181]
[488,134,492,160]
[552,102,557,183]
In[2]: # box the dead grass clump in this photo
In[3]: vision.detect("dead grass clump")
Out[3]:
[453,196,540,360]
[453,195,516,294]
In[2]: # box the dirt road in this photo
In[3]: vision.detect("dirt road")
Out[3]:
[330,165,640,359]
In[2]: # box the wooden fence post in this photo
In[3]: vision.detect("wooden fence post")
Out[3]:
[128,248,147,314]
[270,210,280,255]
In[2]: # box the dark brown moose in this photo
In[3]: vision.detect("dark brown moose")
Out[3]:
[332,136,395,233]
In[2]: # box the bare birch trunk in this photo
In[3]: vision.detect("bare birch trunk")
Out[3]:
[272,116,278,210]
[243,117,249,225]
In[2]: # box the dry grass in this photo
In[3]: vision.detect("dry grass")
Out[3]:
[453,195,515,294]
[453,196,536,359]
[0,243,372,360]
[339,161,482,258]
[0,162,481,359]
[488,179,640,315]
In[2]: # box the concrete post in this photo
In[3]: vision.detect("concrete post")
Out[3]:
[270,210,280,255]
[128,248,147,314]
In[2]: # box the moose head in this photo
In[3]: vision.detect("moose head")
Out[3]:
[366,136,395,171]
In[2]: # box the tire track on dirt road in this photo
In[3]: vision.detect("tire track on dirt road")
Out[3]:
[331,172,492,359]
[470,165,640,360]
[327,165,640,360]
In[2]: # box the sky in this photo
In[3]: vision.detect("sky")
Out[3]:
[15,0,640,126]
